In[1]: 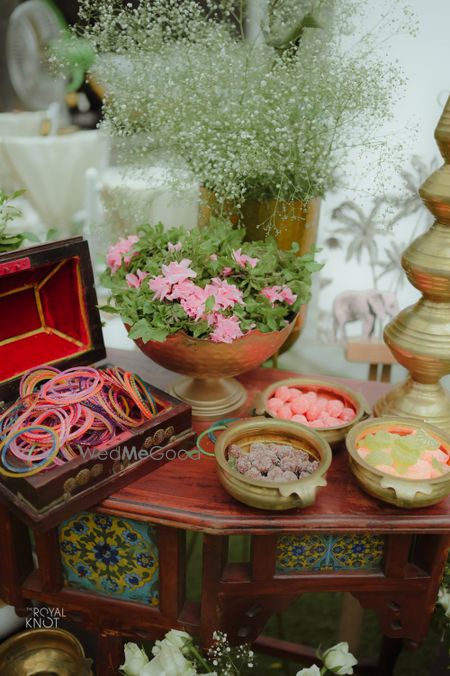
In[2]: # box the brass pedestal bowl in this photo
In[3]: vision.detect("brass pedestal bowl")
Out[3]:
[346,417,450,509]
[215,418,332,510]
[0,628,92,675]
[133,320,296,420]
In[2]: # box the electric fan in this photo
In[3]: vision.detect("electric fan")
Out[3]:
[6,0,94,111]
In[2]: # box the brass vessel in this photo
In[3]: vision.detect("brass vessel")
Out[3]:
[0,628,92,675]
[346,417,450,509]
[375,97,450,433]
[199,191,321,350]
[255,377,371,448]
[215,418,332,510]
[133,321,296,420]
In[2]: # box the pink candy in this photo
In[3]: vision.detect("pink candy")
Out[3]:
[267,386,357,430]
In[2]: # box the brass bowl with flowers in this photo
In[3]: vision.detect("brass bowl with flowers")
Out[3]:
[255,377,371,448]
[133,319,296,420]
[0,628,92,675]
[346,417,450,508]
[214,417,332,510]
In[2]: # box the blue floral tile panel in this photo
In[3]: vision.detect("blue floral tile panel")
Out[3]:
[59,512,159,605]
[276,533,385,573]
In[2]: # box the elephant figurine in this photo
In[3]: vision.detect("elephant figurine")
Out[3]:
[332,289,399,341]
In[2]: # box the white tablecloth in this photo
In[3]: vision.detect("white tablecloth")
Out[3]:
[1,130,108,233]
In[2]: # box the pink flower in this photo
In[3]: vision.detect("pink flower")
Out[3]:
[261,286,284,304]
[180,285,210,321]
[232,248,259,269]
[167,279,198,301]
[261,285,297,306]
[106,235,139,273]
[210,315,244,343]
[149,275,172,301]
[161,259,197,285]
[168,241,182,252]
[280,286,297,305]
[126,269,148,289]
[209,253,218,261]
[206,278,243,310]
[222,267,233,277]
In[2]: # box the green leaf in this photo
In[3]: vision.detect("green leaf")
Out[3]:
[46,228,59,241]
[205,294,215,313]
[22,231,40,243]
[128,319,168,343]
[98,304,119,314]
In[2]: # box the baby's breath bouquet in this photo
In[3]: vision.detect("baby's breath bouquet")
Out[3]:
[120,629,255,675]
[76,0,413,210]
[101,220,320,344]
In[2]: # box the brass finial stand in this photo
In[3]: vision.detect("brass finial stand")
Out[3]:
[375,98,450,433]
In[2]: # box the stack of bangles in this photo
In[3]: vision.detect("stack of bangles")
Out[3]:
[0,366,163,478]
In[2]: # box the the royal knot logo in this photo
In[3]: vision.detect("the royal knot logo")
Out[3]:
[26,606,66,629]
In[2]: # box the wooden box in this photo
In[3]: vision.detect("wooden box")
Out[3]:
[0,237,195,531]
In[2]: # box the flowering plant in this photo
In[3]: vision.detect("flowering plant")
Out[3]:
[102,221,321,344]
[120,629,255,675]
[75,0,412,210]
[296,642,358,675]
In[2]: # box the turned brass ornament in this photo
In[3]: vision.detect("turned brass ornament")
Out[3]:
[375,98,450,432]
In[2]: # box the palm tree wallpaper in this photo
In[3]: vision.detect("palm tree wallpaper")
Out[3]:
[316,155,438,343]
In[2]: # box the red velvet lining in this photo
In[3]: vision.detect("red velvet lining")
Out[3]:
[0,257,92,383]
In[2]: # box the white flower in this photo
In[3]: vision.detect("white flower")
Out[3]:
[296,665,321,676]
[120,643,149,676]
[142,639,198,675]
[164,629,193,652]
[438,586,450,619]
[322,642,358,675]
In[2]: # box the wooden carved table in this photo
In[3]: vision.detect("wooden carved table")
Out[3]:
[1,348,449,675]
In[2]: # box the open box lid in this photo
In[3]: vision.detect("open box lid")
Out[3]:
[0,237,106,403]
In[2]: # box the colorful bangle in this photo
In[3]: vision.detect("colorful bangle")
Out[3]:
[0,365,165,477]
[0,425,60,477]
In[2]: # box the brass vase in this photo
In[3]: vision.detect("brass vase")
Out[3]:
[375,98,450,433]
[0,628,92,675]
[199,191,321,350]
[133,320,296,420]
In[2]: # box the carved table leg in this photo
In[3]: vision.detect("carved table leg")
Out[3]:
[200,534,228,647]
[96,633,124,676]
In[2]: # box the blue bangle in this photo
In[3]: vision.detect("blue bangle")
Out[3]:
[1,425,59,474]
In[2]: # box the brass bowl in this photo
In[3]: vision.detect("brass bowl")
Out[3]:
[346,417,450,508]
[0,628,92,675]
[255,377,371,448]
[132,320,296,420]
[215,418,332,510]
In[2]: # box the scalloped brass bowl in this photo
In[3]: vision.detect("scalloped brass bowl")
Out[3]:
[215,418,332,510]
[0,628,92,675]
[255,377,371,448]
[132,320,296,420]
[346,417,450,508]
